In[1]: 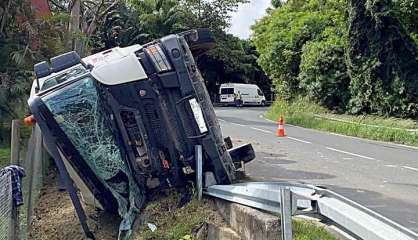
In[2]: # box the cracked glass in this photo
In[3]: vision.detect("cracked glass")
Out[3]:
[41,76,142,237]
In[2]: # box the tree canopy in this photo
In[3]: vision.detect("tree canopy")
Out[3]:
[0,0,269,142]
[252,0,418,117]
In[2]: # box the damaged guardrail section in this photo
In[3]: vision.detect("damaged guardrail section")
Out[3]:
[204,182,418,240]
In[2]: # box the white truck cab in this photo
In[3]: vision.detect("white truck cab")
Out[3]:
[219,83,266,106]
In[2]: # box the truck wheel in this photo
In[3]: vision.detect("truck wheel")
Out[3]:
[261,100,266,106]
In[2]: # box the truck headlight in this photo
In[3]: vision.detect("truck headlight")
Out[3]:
[144,44,172,72]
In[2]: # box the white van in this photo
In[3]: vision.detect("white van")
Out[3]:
[219,83,266,106]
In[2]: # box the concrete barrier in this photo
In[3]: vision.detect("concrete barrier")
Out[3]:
[215,199,280,240]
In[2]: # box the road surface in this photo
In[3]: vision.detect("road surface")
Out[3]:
[215,106,418,233]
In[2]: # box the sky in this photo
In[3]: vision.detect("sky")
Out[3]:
[228,0,271,39]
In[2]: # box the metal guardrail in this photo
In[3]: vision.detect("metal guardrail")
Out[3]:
[204,181,418,240]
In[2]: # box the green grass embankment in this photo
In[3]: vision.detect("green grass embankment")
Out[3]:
[0,146,10,168]
[266,98,418,146]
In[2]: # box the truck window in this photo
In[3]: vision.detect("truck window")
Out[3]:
[41,65,87,91]
[221,88,234,94]
[257,89,264,96]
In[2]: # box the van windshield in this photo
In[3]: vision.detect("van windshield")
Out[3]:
[221,88,234,94]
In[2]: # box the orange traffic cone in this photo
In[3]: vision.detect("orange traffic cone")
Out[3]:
[276,116,285,137]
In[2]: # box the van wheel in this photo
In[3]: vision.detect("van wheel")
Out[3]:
[261,101,266,106]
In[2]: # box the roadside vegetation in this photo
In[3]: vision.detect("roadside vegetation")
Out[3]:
[135,192,338,240]
[0,145,10,168]
[294,219,337,240]
[253,0,418,141]
[134,194,220,240]
[0,0,271,148]
[267,98,418,146]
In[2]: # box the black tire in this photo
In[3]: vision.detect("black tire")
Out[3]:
[261,100,266,106]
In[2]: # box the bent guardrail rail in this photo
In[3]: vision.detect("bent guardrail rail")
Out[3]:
[204,181,418,240]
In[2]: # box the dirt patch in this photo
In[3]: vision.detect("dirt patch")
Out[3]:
[30,169,225,240]
[29,169,119,240]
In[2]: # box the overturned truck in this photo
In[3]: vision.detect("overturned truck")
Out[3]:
[28,29,254,239]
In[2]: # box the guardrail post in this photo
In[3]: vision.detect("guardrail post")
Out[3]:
[195,145,203,201]
[9,120,20,240]
[280,187,293,240]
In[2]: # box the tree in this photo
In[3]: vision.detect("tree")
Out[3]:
[393,0,418,42]
[299,28,349,111]
[271,0,282,8]
[180,0,249,33]
[252,0,346,100]
[0,0,70,142]
[347,0,418,117]
[253,0,418,118]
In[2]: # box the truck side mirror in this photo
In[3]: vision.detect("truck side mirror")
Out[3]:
[34,61,51,92]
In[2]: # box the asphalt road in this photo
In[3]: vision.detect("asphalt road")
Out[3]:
[215,106,418,233]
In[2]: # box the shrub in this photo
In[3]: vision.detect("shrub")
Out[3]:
[299,28,349,111]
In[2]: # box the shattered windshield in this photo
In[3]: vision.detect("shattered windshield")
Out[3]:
[41,76,143,235]
[42,77,124,178]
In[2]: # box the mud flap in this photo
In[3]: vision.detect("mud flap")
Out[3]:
[228,144,256,169]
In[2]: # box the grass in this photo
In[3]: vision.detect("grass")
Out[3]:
[294,219,337,240]
[0,120,32,169]
[135,193,220,240]
[0,146,10,169]
[266,98,418,146]
[134,192,338,240]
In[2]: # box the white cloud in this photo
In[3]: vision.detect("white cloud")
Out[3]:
[228,0,271,39]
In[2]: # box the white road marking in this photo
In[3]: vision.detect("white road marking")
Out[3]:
[287,136,312,144]
[262,117,418,151]
[230,122,247,127]
[221,119,272,133]
[263,117,277,124]
[250,127,272,134]
[402,166,418,172]
[325,147,375,160]
[384,164,398,168]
